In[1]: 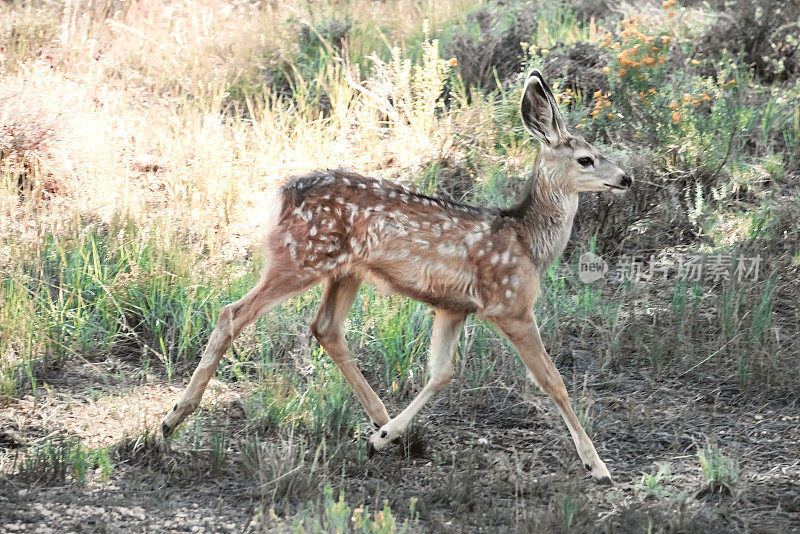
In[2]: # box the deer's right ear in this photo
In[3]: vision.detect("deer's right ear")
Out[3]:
[520,69,567,147]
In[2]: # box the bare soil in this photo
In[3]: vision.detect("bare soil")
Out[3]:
[1,354,799,533]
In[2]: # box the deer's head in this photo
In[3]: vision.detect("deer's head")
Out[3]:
[520,70,631,195]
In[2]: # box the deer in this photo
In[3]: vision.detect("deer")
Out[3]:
[161,69,631,484]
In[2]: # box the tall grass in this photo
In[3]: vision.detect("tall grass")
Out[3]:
[1,0,798,443]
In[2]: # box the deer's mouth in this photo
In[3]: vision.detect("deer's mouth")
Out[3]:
[604,183,628,193]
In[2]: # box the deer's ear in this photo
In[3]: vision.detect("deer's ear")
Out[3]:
[520,69,568,147]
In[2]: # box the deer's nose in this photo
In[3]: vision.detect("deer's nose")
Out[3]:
[620,174,632,187]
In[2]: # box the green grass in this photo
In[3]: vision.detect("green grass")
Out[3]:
[12,437,112,485]
[255,482,419,533]
[698,444,740,492]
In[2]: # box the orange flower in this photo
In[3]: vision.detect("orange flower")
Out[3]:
[607,112,615,119]
[662,35,672,44]
[691,59,701,65]
[672,111,681,124]
[602,66,610,73]
[648,88,657,95]
[619,68,627,76]
[701,93,711,101]
[448,57,458,67]
[662,0,676,8]
[593,90,603,98]
[669,101,679,110]
[643,57,656,66]
[682,93,692,103]
[691,99,700,105]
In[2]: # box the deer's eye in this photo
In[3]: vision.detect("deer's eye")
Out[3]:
[577,157,594,167]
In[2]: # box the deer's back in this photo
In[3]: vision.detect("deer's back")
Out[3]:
[267,169,539,316]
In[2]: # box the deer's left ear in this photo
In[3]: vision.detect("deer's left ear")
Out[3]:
[520,69,568,147]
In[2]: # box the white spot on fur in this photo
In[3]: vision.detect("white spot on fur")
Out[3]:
[491,254,499,265]
[505,290,513,299]
[310,226,317,236]
[464,231,483,247]
[437,242,456,255]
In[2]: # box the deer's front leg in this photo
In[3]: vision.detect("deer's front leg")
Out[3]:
[369,309,465,451]
[493,313,612,484]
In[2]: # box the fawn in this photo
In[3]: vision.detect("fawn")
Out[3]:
[161,69,631,484]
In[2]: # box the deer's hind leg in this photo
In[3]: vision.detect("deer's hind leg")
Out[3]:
[161,266,319,438]
[311,275,391,428]
[369,308,466,451]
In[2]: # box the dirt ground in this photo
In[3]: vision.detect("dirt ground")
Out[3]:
[1,354,799,533]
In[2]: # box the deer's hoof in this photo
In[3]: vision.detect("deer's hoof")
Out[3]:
[590,461,613,486]
[161,421,174,440]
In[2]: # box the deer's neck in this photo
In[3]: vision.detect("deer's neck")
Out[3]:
[510,167,578,269]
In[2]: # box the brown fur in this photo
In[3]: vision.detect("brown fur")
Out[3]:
[161,69,631,485]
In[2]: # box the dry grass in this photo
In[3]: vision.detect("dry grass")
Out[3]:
[1,0,800,531]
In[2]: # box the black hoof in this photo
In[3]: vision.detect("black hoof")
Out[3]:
[597,476,613,486]
[584,463,591,471]
[380,430,387,438]
[366,441,376,458]
[372,421,381,430]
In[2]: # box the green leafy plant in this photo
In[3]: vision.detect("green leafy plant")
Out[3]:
[698,444,740,492]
